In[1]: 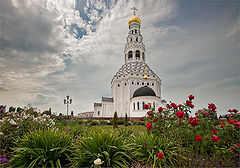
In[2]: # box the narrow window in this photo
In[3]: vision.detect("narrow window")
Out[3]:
[153,102,155,108]
[136,37,138,42]
[142,102,145,109]
[135,29,137,33]
[98,111,100,115]
[137,82,139,85]
[132,82,134,85]
[132,30,134,34]
[125,83,127,86]
[118,84,120,87]
[142,82,144,85]
[152,83,154,86]
[147,83,149,86]
[130,38,132,42]
[128,51,133,60]
[136,50,140,59]
[142,52,145,61]
[133,102,135,110]
[137,102,139,110]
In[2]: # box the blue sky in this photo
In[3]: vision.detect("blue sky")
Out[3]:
[0,0,239,116]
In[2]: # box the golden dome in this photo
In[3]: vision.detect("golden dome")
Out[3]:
[128,15,141,25]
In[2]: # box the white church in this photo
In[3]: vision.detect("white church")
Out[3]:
[93,9,166,119]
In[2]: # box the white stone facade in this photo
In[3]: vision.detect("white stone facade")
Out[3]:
[93,14,165,119]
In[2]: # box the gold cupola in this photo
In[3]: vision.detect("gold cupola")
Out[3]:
[128,7,141,25]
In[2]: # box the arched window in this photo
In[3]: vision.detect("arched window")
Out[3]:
[136,37,138,42]
[136,50,140,59]
[130,38,132,42]
[128,51,133,60]
[132,30,134,34]
[135,29,137,34]
[133,102,135,110]
[137,102,140,110]
[142,52,145,61]
[98,111,100,116]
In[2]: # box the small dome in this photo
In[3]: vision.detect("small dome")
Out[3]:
[133,86,156,98]
[128,15,141,25]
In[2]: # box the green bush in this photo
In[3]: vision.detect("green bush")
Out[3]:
[113,112,118,128]
[72,129,131,167]
[131,132,183,167]
[10,129,72,167]
[99,120,108,125]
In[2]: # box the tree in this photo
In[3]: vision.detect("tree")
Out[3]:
[124,113,128,126]
[48,108,52,115]
[71,111,74,116]
[9,106,16,112]
[113,111,118,128]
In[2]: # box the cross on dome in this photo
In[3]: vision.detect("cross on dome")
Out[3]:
[131,7,138,16]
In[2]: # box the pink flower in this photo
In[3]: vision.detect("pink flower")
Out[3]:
[188,95,194,101]
[194,135,202,142]
[146,122,152,130]
[157,152,164,159]
[211,135,219,142]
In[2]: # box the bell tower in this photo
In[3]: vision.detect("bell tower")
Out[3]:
[124,7,146,63]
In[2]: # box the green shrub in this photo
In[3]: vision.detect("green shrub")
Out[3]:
[118,120,124,125]
[113,112,118,128]
[107,120,113,125]
[10,129,72,167]
[131,132,183,167]
[99,120,108,125]
[72,129,131,167]
[124,113,128,126]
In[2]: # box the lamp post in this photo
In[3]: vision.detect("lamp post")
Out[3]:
[64,95,72,118]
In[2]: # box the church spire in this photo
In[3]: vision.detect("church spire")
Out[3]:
[124,8,145,63]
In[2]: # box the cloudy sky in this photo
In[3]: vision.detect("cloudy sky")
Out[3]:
[0,0,239,116]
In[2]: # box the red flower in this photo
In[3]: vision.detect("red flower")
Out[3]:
[228,120,235,125]
[221,122,225,125]
[235,143,240,146]
[205,112,210,116]
[146,122,152,130]
[157,152,164,159]
[166,104,171,109]
[176,111,185,118]
[236,121,240,128]
[144,142,148,147]
[189,117,199,126]
[211,135,219,142]
[140,117,143,121]
[208,103,217,112]
[178,104,182,108]
[170,103,178,109]
[147,111,153,116]
[186,100,194,108]
[232,109,238,113]
[153,118,158,122]
[230,147,237,151]
[158,107,163,112]
[228,109,232,112]
[194,135,202,142]
[211,129,217,134]
[144,104,149,109]
[220,125,223,128]
[188,95,194,101]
